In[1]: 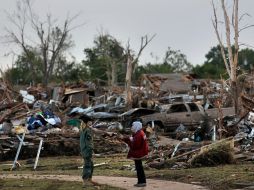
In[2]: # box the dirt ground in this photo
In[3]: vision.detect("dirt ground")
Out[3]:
[0,174,208,190]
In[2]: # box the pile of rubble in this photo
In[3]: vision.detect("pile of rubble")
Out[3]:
[1,76,254,171]
[145,118,254,170]
[0,81,128,162]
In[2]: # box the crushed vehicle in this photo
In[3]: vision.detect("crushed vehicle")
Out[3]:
[140,102,235,135]
[140,102,207,133]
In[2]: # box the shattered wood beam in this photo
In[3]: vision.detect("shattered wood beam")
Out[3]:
[10,103,26,110]
[12,108,40,120]
[0,103,26,123]
[4,90,12,104]
[0,102,18,112]
[0,98,7,106]
[169,147,201,161]
[241,94,254,110]
[0,109,12,124]
[168,137,234,161]
[143,74,154,89]
[0,71,15,104]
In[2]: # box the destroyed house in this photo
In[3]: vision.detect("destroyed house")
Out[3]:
[140,73,195,95]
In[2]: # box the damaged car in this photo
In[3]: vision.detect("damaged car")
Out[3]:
[140,102,207,133]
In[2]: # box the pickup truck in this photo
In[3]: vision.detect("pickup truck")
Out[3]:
[140,102,235,133]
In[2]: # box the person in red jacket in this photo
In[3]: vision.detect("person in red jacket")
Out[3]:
[121,120,149,187]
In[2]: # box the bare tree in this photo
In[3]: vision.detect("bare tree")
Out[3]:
[4,0,79,86]
[212,0,240,114]
[125,35,155,109]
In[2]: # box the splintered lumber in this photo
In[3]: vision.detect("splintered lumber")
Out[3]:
[190,138,235,167]
[169,147,201,161]
[0,136,11,140]
[200,137,234,153]
[0,109,12,124]
[169,137,234,161]
[13,108,40,120]
[78,162,109,169]
[241,94,254,111]
[94,162,108,167]
[0,102,20,112]
[0,103,28,123]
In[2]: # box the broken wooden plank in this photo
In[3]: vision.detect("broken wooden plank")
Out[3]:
[169,137,234,161]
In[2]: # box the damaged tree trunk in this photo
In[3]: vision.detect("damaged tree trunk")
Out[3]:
[231,81,238,115]
[125,54,133,109]
[212,0,239,114]
[125,35,155,109]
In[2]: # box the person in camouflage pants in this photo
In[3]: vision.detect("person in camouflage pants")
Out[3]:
[79,115,114,186]
[80,120,94,182]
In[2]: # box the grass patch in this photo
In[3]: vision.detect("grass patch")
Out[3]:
[1,154,254,189]
[0,178,122,190]
[146,163,254,190]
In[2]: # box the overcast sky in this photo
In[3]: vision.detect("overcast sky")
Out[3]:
[0,0,254,71]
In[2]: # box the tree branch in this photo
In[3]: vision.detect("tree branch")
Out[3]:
[239,24,254,33]
[212,0,231,76]
[221,0,234,80]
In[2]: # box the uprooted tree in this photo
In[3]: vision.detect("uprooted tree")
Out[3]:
[125,35,155,109]
[4,0,78,87]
